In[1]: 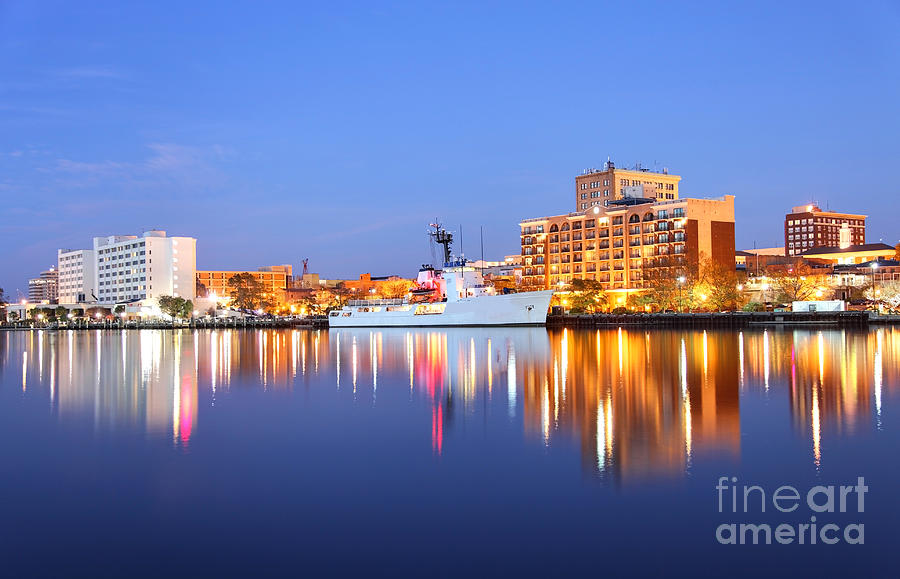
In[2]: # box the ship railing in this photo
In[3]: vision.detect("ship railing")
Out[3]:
[347,298,407,306]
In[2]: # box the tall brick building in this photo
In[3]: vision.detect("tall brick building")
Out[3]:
[574,162,681,212]
[784,204,865,257]
[520,194,735,293]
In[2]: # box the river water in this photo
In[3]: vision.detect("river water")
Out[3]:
[0,327,897,576]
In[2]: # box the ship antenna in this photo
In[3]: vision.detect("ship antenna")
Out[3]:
[480,226,485,277]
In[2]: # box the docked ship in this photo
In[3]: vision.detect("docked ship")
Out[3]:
[328,225,554,327]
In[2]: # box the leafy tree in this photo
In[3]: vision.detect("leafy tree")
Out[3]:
[8,311,19,322]
[114,305,125,316]
[644,276,683,312]
[769,263,821,303]
[694,256,745,311]
[71,308,84,318]
[158,295,187,319]
[379,279,415,299]
[565,278,607,313]
[227,273,268,312]
[180,299,194,318]
[330,282,353,307]
[55,306,68,320]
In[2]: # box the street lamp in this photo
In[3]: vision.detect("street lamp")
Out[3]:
[871,262,880,311]
[677,276,686,313]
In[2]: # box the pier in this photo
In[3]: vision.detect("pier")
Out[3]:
[546,311,873,329]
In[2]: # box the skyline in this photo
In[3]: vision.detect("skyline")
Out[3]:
[3,1,900,294]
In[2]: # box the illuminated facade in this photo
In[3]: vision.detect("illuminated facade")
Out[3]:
[55,230,196,305]
[520,195,735,291]
[575,162,681,211]
[785,204,866,257]
[196,265,292,302]
[27,267,59,303]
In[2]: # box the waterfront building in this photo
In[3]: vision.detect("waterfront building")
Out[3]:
[785,204,866,257]
[574,161,681,212]
[196,265,292,302]
[520,193,735,293]
[93,231,196,303]
[27,267,59,303]
[54,231,196,305]
[57,249,97,304]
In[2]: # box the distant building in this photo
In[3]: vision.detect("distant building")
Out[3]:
[785,204,865,257]
[55,230,196,305]
[575,161,681,212]
[28,267,58,303]
[800,243,895,265]
[196,265,292,302]
[520,195,735,293]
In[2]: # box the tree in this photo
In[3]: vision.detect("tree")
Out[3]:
[379,279,415,299]
[644,276,683,312]
[769,263,821,303]
[565,278,607,313]
[158,295,188,320]
[694,256,745,311]
[865,281,900,313]
[227,273,268,312]
[114,305,125,317]
[55,306,68,320]
[331,282,353,307]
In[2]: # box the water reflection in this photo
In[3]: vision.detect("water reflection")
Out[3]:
[2,327,898,479]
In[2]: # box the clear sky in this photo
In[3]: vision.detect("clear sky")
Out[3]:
[2,0,899,296]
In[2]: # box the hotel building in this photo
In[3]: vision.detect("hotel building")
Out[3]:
[56,231,196,305]
[27,267,59,303]
[784,204,865,257]
[575,162,681,212]
[520,194,735,292]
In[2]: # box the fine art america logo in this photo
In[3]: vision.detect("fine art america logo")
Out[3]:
[715,476,867,545]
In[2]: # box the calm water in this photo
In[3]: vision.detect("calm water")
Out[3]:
[1,327,898,577]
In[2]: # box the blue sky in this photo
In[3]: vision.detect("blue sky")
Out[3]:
[2,0,899,296]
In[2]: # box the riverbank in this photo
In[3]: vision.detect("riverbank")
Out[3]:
[546,311,886,329]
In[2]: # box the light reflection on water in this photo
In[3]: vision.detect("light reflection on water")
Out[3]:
[2,326,896,478]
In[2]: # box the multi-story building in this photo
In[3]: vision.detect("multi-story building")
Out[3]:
[520,194,735,293]
[57,249,97,304]
[55,231,196,305]
[196,265,292,301]
[27,267,59,303]
[784,204,865,257]
[93,231,197,303]
[575,161,681,212]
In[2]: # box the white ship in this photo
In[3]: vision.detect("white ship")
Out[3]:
[328,225,554,327]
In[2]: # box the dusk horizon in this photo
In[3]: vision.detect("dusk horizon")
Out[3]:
[3,1,900,293]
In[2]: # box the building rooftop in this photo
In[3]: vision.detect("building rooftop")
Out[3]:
[799,243,894,256]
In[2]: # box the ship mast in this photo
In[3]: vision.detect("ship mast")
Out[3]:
[429,223,453,265]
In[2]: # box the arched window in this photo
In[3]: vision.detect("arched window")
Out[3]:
[643,212,654,222]
[560,223,570,231]
[549,224,559,233]
[629,214,640,223]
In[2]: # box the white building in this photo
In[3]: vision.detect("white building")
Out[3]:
[56,230,196,305]
[57,249,97,304]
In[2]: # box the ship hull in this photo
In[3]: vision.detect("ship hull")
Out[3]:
[328,290,554,327]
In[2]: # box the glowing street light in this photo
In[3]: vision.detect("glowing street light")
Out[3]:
[677,276,686,313]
